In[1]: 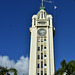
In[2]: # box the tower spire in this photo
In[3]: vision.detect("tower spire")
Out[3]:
[42,0,44,7]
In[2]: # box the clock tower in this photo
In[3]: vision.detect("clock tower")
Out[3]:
[29,7,55,75]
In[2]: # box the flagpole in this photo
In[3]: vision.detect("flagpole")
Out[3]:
[42,0,56,25]
[42,0,43,7]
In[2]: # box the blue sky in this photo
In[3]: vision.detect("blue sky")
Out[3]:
[0,0,75,73]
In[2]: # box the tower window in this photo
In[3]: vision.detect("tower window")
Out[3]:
[44,64,47,66]
[44,55,46,57]
[41,53,43,59]
[44,73,47,75]
[41,11,43,18]
[41,71,43,75]
[44,39,46,41]
[37,73,39,75]
[44,12,46,18]
[37,55,40,59]
[44,47,46,49]
[41,45,43,51]
[38,47,40,51]
[34,18,36,25]
[41,39,43,42]
[41,61,43,68]
[37,64,40,68]
[48,18,50,25]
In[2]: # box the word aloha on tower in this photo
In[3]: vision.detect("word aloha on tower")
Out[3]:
[29,5,55,75]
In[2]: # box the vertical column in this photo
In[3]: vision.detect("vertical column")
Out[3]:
[29,27,37,75]
[49,27,55,75]
[47,27,50,75]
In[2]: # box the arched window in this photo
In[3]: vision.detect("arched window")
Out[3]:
[41,53,43,59]
[37,64,40,68]
[41,61,43,68]
[41,11,43,18]
[48,18,50,25]
[41,71,43,75]
[38,14,40,19]
[34,18,36,25]
[44,12,46,18]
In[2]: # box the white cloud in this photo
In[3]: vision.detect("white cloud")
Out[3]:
[0,55,29,75]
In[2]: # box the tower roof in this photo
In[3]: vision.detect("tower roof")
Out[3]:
[37,7,47,19]
[40,7,45,10]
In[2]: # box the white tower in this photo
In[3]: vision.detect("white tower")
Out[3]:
[29,7,55,75]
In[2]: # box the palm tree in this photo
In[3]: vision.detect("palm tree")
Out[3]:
[0,67,9,75]
[55,60,75,75]
[0,66,17,75]
[0,66,3,70]
[67,60,75,75]
[9,68,17,75]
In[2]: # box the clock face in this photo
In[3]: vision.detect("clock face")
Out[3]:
[38,29,46,36]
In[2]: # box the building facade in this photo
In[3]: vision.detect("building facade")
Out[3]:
[29,7,55,75]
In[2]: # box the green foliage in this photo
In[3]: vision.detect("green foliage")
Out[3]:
[0,66,8,75]
[9,68,17,75]
[0,66,17,75]
[55,60,75,75]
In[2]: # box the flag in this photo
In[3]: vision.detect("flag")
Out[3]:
[54,6,57,9]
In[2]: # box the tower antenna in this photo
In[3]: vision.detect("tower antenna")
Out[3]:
[42,0,44,7]
[41,0,54,7]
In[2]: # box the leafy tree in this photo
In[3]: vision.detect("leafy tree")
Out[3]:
[55,60,75,75]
